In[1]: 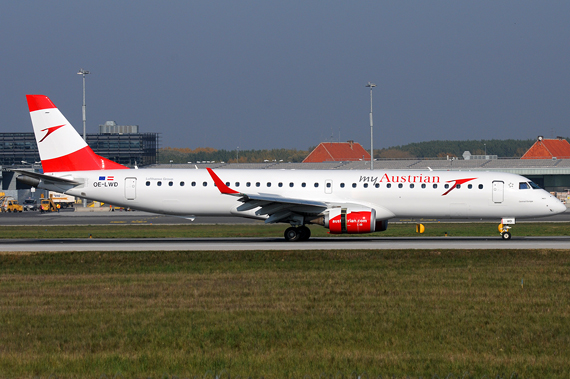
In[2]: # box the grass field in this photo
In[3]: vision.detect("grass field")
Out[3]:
[1,249,570,378]
[0,221,569,239]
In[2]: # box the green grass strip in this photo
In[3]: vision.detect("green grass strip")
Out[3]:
[1,249,570,378]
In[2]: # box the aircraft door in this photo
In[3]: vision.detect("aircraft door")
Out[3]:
[492,181,504,203]
[125,177,137,200]
[325,180,333,194]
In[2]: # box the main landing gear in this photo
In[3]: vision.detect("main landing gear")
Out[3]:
[284,225,311,242]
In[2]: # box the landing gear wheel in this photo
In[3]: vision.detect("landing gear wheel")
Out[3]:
[284,227,301,242]
[299,226,311,241]
[501,231,512,240]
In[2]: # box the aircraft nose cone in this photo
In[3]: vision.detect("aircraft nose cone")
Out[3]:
[553,200,567,214]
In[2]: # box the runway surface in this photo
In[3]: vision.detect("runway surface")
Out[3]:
[1,236,569,252]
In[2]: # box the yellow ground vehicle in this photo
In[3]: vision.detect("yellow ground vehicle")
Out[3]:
[0,194,24,213]
[40,198,59,213]
[48,191,76,208]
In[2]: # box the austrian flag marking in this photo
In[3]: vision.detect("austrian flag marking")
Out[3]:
[94,176,119,188]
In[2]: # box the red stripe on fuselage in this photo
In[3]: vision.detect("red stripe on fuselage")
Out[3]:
[27,95,57,112]
[41,146,129,172]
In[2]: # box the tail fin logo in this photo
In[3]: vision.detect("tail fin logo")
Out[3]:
[39,125,64,143]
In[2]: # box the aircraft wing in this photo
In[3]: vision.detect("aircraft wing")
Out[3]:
[207,168,331,223]
[206,168,397,224]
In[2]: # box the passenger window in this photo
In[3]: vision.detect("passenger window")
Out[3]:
[456,184,461,189]
[444,184,449,189]
[375,183,380,188]
[433,184,438,189]
[256,182,260,187]
[146,181,150,186]
[278,182,283,187]
[410,184,414,189]
[247,182,251,187]
[478,184,483,189]
[340,183,345,188]
[468,184,472,189]
[267,182,271,187]
[225,182,230,186]
[352,183,357,188]
[314,183,319,188]
[235,182,240,187]
[398,183,403,188]
[192,181,196,186]
[421,183,426,189]
[180,181,185,186]
[364,183,368,188]
[387,183,392,188]
[326,182,331,188]
[203,182,207,186]
[157,181,162,186]
[169,181,173,186]
[302,183,306,187]
[289,182,294,187]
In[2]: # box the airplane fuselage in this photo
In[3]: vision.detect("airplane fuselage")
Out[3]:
[41,168,564,220]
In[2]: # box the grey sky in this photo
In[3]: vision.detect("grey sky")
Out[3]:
[1,1,569,150]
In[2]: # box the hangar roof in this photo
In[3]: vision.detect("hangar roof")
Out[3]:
[521,138,570,160]
[303,141,370,163]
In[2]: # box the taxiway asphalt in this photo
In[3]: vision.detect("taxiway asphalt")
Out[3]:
[1,236,569,252]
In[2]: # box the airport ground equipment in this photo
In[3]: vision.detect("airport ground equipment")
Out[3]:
[40,197,59,213]
[48,191,76,208]
[0,194,23,212]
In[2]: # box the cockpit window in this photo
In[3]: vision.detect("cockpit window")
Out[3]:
[519,182,530,189]
[529,181,541,189]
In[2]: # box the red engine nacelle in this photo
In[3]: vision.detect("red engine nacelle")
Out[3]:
[325,208,377,234]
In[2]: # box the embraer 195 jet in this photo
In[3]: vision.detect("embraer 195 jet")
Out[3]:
[14,95,566,241]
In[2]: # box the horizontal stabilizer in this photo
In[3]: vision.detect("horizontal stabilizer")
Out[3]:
[12,169,81,185]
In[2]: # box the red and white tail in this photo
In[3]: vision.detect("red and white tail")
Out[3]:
[27,95,129,173]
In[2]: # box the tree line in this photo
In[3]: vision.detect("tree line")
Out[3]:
[376,139,543,159]
[159,138,568,163]
[159,147,309,164]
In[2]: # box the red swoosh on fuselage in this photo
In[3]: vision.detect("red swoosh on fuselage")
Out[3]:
[441,177,477,196]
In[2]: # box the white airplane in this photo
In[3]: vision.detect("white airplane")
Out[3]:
[15,95,567,241]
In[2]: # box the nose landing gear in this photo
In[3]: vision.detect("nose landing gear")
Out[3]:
[499,218,515,240]
[499,226,512,240]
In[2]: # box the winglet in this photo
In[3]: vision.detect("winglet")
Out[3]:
[207,168,240,195]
